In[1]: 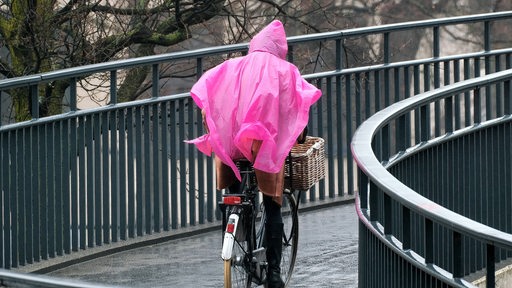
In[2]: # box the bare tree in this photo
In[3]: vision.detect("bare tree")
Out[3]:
[0,0,224,120]
[1,0,510,122]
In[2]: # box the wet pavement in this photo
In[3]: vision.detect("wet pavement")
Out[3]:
[48,203,359,288]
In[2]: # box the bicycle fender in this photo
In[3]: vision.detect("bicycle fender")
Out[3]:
[221,214,239,260]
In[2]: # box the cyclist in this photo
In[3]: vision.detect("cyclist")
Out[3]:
[187,20,321,287]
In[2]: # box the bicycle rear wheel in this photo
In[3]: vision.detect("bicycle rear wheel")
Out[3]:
[224,211,252,288]
[224,241,251,288]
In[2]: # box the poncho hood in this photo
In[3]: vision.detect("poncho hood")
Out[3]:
[187,20,322,181]
[248,20,288,59]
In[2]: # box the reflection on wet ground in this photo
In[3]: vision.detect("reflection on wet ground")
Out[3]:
[49,204,358,288]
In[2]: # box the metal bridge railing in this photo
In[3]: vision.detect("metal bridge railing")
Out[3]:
[352,66,512,287]
[1,10,512,287]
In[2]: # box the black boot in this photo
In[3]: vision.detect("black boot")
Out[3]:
[266,222,285,288]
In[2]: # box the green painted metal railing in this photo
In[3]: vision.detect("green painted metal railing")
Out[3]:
[352,68,512,288]
[1,10,512,287]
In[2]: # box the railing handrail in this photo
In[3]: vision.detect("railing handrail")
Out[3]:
[306,47,512,79]
[351,68,512,250]
[0,269,116,288]
[0,11,511,91]
[4,46,512,133]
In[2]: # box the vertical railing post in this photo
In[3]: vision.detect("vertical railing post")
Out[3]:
[325,77,334,199]
[125,109,132,239]
[383,32,390,64]
[86,114,94,247]
[30,84,39,119]
[374,71,382,160]
[109,110,118,241]
[474,87,481,124]
[495,54,502,117]
[425,218,434,264]
[94,113,102,245]
[402,206,411,250]
[0,131,5,267]
[454,60,462,130]
[369,181,378,222]
[505,78,511,115]
[395,67,406,152]
[414,65,421,145]
[179,99,187,227]
[358,170,368,210]
[335,76,345,197]
[0,90,2,127]
[336,38,343,70]
[143,105,151,235]
[288,44,294,64]
[27,125,35,260]
[383,193,392,234]
[316,77,324,200]
[381,124,389,162]
[434,26,441,136]
[433,26,440,59]
[69,78,77,112]
[487,244,495,288]
[464,59,471,126]
[402,66,411,148]
[345,75,354,196]
[452,231,463,278]
[196,105,205,224]
[4,131,12,268]
[170,101,178,228]
[444,61,453,133]
[383,31,390,177]
[77,116,85,248]
[134,107,143,236]
[152,64,159,98]
[162,102,170,229]
[423,63,431,140]
[153,104,161,232]
[484,21,491,52]
[101,111,109,244]
[110,71,117,104]
[188,98,196,225]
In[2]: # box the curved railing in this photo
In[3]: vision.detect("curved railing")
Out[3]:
[352,69,512,287]
[1,11,512,287]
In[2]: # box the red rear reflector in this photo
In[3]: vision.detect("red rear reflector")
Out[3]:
[226,223,235,233]
[223,196,242,205]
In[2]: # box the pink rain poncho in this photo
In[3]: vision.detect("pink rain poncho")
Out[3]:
[187,20,321,196]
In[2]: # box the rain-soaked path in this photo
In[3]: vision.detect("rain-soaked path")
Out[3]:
[49,203,358,288]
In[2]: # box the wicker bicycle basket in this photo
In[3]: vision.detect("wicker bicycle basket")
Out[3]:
[284,136,325,191]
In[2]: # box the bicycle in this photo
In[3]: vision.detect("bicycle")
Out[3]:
[219,159,300,288]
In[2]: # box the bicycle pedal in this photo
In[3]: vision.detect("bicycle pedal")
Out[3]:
[252,247,266,262]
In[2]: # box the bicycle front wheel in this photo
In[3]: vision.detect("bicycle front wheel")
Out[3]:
[280,191,299,286]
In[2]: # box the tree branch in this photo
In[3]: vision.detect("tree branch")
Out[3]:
[257,0,321,33]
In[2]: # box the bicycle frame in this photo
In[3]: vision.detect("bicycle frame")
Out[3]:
[220,159,300,288]
[219,161,268,285]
